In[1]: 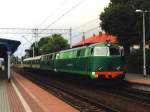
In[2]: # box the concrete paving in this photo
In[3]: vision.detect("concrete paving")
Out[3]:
[0,80,11,112]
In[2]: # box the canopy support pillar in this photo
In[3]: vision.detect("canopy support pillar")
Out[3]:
[7,51,11,80]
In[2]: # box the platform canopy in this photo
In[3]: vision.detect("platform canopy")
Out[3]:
[0,38,20,80]
[0,38,21,57]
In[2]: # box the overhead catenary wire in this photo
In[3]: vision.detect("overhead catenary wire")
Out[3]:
[22,35,32,44]
[37,0,68,28]
[72,18,99,30]
[72,26,100,39]
[71,17,100,41]
[40,0,87,33]
[0,28,70,35]
[14,37,35,58]
[84,26,100,33]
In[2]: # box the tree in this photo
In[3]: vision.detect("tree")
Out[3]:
[110,0,132,5]
[30,34,69,56]
[100,0,150,54]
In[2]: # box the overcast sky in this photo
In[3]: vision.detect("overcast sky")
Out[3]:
[0,0,110,57]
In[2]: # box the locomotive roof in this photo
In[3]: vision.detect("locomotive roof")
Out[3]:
[89,42,118,47]
[59,45,88,53]
[60,42,119,53]
[23,43,120,61]
[23,52,58,61]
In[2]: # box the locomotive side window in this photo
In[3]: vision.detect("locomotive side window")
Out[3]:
[109,47,120,56]
[77,50,81,57]
[80,49,85,57]
[91,48,94,55]
[94,47,109,56]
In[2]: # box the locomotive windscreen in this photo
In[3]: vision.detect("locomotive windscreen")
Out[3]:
[94,47,109,56]
[93,47,120,56]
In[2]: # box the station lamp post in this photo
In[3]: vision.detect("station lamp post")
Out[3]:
[135,9,150,76]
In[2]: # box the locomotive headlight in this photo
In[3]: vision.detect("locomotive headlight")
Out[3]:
[116,66,121,70]
[107,43,111,47]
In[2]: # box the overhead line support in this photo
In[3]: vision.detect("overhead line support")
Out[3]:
[69,28,72,48]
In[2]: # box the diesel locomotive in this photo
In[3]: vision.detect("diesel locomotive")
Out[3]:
[23,42,125,80]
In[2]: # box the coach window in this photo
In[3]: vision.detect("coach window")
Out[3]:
[49,55,52,60]
[52,54,55,59]
[56,53,60,59]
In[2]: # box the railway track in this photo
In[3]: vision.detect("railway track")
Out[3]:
[13,68,117,112]
[14,68,150,112]
[102,85,150,104]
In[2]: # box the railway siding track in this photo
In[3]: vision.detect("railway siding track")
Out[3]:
[14,68,150,112]
[126,81,150,92]
[103,86,150,104]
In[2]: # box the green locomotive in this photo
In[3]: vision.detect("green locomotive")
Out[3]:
[23,42,125,80]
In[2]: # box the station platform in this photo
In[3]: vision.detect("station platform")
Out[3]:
[0,71,79,112]
[125,73,150,86]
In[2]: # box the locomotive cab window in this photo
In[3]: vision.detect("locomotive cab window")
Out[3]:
[94,47,109,56]
[109,47,120,56]
[91,48,94,55]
